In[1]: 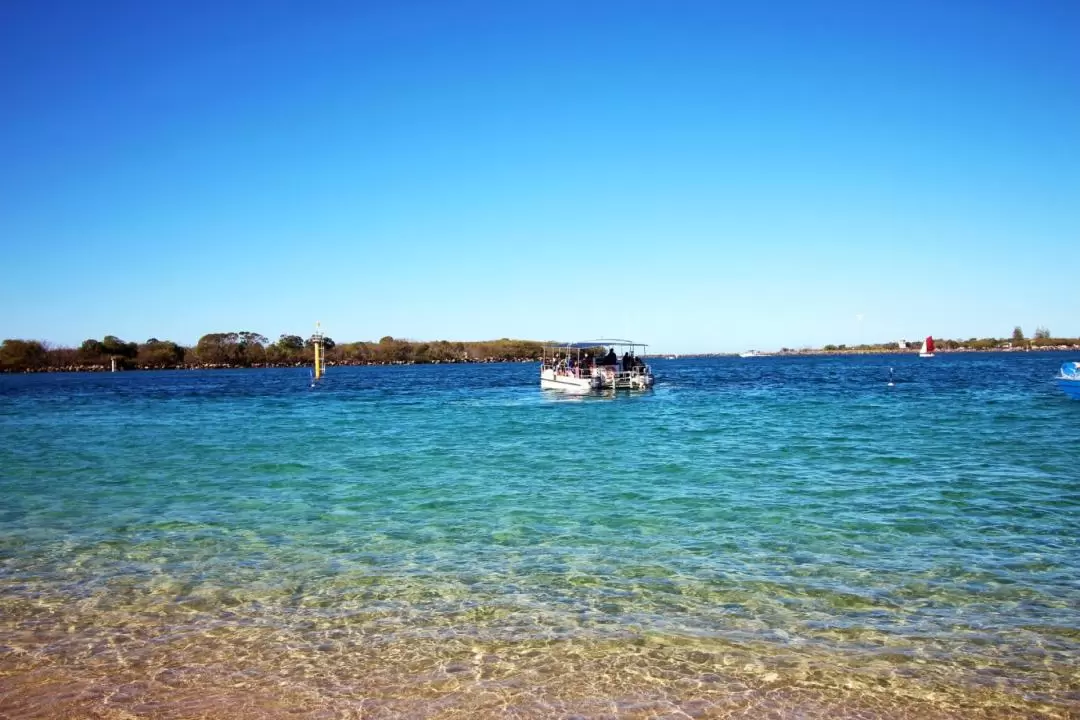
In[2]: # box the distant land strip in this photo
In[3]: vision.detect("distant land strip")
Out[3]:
[1,331,1077,373]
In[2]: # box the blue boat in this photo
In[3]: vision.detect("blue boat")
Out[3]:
[1057,361,1080,399]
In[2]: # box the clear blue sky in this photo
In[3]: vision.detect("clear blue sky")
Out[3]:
[1,0,1077,353]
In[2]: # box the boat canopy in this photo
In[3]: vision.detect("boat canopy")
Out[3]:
[548,339,649,350]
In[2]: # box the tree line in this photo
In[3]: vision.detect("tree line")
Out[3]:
[820,326,1077,353]
[0,333,552,372]
[3,326,1076,372]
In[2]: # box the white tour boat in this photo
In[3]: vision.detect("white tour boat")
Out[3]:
[540,340,655,393]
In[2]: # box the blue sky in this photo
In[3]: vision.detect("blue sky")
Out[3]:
[1,0,1077,353]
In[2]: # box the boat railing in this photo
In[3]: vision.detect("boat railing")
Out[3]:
[547,361,599,379]
[599,364,651,378]
[544,356,651,381]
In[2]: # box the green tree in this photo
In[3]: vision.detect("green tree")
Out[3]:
[195,333,241,365]
[77,339,107,364]
[277,335,305,351]
[48,346,78,368]
[137,339,185,367]
[102,335,137,358]
[238,332,269,348]
[336,342,371,364]
[1011,326,1025,345]
[236,332,268,365]
[0,339,48,370]
[1034,326,1050,340]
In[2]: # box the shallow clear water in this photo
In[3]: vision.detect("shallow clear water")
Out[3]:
[1,353,1078,718]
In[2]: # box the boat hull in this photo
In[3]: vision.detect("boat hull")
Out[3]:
[540,367,653,392]
[1057,378,1080,400]
[540,369,600,394]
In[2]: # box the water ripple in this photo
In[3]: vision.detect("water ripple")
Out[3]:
[1,353,1078,717]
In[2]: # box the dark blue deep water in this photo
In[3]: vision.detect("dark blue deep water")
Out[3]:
[1,353,1077,718]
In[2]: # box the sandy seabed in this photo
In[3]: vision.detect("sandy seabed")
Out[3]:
[2,604,1074,720]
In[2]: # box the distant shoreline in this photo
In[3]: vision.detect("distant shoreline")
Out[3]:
[650,346,1079,359]
[3,332,1077,374]
[4,346,1078,374]
[0,358,537,374]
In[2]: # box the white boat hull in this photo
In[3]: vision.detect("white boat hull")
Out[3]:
[540,369,601,393]
[540,367,653,392]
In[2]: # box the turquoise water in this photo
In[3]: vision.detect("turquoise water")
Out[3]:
[1,354,1078,718]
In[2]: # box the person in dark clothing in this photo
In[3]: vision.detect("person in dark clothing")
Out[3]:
[605,348,617,366]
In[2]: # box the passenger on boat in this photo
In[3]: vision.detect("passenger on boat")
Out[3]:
[603,348,617,366]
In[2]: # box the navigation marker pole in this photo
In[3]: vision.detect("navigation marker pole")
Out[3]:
[311,322,326,382]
